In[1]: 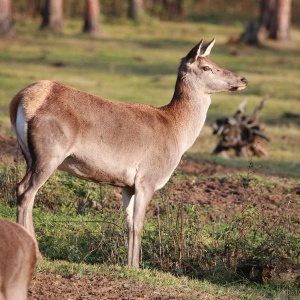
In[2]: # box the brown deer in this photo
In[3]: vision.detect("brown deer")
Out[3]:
[0,219,37,300]
[9,38,247,268]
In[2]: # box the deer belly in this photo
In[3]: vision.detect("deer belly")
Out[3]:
[58,156,136,187]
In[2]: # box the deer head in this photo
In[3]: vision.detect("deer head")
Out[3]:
[182,38,248,95]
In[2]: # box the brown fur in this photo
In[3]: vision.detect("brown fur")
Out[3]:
[9,80,54,125]
[0,219,37,300]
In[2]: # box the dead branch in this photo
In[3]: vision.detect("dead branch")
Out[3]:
[212,96,270,158]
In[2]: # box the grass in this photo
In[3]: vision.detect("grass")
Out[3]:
[34,259,276,300]
[1,19,300,165]
[0,163,299,298]
[0,18,300,299]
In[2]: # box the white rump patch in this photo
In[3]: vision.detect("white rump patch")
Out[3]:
[16,105,30,159]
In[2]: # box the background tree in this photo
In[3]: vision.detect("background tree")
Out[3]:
[0,0,12,35]
[83,0,101,35]
[27,0,42,19]
[160,0,184,20]
[240,0,292,44]
[41,0,64,32]
[259,0,292,40]
[128,0,144,22]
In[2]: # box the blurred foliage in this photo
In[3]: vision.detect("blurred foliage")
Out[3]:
[9,0,300,25]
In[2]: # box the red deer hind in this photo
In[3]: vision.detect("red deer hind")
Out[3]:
[0,219,37,300]
[9,38,247,268]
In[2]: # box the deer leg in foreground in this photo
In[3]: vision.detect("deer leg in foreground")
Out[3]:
[122,185,154,267]
[132,185,154,268]
[122,187,135,266]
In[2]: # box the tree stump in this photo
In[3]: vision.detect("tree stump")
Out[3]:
[212,96,270,158]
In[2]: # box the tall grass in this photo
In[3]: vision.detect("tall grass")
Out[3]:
[0,163,298,289]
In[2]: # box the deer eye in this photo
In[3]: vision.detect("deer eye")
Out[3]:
[202,66,211,71]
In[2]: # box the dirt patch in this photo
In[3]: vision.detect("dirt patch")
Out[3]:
[178,159,238,176]
[0,134,20,164]
[28,274,208,300]
[159,169,300,221]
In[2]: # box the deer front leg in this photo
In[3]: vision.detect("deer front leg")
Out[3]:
[132,185,154,268]
[122,187,135,266]
[122,185,154,268]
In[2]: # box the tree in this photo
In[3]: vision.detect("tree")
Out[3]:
[240,0,292,44]
[127,0,144,22]
[259,0,292,41]
[161,0,184,20]
[0,0,12,35]
[83,0,101,35]
[27,0,42,19]
[41,0,64,32]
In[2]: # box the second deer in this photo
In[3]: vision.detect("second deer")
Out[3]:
[0,219,37,300]
[9,38,247,268]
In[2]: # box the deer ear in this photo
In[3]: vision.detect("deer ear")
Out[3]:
[186,39,203,62]
[199,37,216,58]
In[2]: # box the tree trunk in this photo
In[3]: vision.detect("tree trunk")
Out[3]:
[0,0,12,35]
[128,0,144,22]
[161,0,183,20]
[41,0,64,32]
[259,0,291,41]
[258,0,276,34]
[271,0,291,40]
[27,0,42,18]
[83,0,101,35]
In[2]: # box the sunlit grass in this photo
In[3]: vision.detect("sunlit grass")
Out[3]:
[35,259,269,300]
[1,162,298,298]
[0,19,299,299]
[0,19,299,171]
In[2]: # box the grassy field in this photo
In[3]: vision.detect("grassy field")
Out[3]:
[1,19,300,172]
[0,163,299,299]
[0,18,300,299]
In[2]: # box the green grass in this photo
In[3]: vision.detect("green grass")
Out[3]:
[34,259,279,300]
[1,19,299,168]
[0,163,299,298]
[1,19,300,299]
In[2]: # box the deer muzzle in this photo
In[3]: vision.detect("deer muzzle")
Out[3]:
[230,77,248,91]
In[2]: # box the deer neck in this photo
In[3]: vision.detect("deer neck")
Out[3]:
[164,73,211,152]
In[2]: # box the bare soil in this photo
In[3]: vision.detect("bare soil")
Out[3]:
[0,134,19,164]
[28,273,214,300]
[1,134,299,299]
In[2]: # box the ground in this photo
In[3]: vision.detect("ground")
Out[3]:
[1,134,299,299]
[28,274,208,300]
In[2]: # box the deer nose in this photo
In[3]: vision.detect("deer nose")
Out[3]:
[241,77,248,85]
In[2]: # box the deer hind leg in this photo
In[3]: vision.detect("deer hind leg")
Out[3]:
[17,157,63,256]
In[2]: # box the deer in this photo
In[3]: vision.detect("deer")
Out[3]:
[0,219,37,300]
[9,38,248,268]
